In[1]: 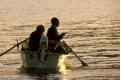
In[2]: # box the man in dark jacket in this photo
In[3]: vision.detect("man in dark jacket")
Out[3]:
[47,17,66,52]
[29,25,45,51]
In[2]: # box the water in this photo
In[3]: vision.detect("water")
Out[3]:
[0,0,120,80]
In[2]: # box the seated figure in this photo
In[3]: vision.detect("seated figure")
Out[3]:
[46,17,67,53]
[29,25,45,52]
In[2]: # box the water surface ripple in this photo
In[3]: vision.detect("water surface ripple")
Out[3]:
[0,0,120,80]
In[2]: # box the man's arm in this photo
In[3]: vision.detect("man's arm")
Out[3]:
[48,40,58,45]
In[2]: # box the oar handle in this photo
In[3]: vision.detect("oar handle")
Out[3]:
[0,37,29,57]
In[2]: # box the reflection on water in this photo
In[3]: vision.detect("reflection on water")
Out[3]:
[58,55,69,74]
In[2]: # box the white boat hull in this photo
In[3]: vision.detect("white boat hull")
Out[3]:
[21,51,64,69]
[18,38,70,70]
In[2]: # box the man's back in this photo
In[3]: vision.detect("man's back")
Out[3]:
[29,31,41,51]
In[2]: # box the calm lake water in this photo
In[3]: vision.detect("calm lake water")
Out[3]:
[0,0,120,80]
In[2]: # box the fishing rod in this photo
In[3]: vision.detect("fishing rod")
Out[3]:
[81,10,119,26]
[66,10,119,36]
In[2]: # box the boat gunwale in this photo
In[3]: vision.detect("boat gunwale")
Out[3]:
[19,51,67,56]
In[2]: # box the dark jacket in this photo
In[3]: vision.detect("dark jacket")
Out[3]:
[47,26,63,48]
[29,31,41,51]
[47,26,63,42]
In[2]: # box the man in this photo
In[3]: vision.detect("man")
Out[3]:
[29,25,45,51]
[47,17,66,52]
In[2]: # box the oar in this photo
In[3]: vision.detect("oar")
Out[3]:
[63,41,88,67]
[0,37,29,57]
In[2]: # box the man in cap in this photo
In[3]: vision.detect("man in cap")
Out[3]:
[29,25,45,51]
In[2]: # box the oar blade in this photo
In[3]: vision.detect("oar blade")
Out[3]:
[63,41,88,67]
[81,60,88,67]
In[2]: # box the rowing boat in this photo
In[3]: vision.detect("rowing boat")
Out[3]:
[18,36,70,70]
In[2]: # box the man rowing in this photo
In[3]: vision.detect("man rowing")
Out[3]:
[47,17,67,53]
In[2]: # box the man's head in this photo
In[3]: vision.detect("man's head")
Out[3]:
[51,17,59,27]
[36,25,45,34]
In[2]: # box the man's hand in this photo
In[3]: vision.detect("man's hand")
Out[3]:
[61,32,67,36]
[56,42,62,47]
